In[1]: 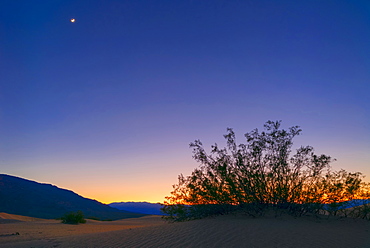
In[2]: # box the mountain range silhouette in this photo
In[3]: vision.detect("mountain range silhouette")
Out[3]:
[0,174,145,220]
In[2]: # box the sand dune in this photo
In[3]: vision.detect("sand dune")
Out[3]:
[1,213,370,248]
[0,213,43,223]
[0,214,161,246]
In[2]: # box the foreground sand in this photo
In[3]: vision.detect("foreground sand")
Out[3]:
[1,212,370,248]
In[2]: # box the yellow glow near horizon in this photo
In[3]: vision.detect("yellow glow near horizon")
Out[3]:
[66,181,171,204]
[70,18,76,23]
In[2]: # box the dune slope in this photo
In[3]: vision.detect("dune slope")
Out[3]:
[1,214,369,248]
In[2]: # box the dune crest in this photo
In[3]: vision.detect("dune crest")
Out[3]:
[0,213,43,222]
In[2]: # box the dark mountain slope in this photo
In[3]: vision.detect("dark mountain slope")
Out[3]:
[0,174,145,220]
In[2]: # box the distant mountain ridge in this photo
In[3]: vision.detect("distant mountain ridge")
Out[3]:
[0,174,145,220]
[323,199,370,210]
[109,202,163,215]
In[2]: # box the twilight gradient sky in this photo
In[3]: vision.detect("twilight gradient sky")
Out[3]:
[1,0,369,204]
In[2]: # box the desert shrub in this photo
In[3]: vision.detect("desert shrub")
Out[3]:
[86,217,114,221]
[349,204,370,220]
[87,216,100,221]
[162,203,239,221]
[162,121,370,221]
[61,211,86,224]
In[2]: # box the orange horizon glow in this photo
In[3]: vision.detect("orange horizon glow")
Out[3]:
[67,188,168,205]
[48,180,171,205]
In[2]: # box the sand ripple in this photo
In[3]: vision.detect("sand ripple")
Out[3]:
[1,214,369,248]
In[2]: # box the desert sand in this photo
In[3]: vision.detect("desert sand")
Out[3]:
[1,212,370,248]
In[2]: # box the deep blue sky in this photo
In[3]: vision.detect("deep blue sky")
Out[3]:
[1,0,369,203]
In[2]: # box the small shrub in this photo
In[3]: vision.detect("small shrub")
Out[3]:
[87,216,100,221]
[61,211,86,224]
[86,217,114,221]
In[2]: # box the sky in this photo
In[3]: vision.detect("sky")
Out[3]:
[1,0,369,204]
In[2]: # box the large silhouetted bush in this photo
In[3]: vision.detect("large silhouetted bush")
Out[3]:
[162,121,370,221]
